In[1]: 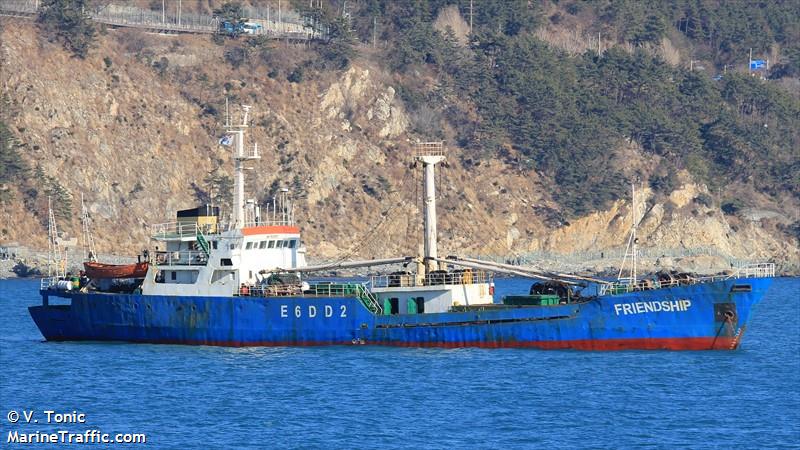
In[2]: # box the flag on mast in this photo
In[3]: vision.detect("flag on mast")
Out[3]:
[219,134,233,146]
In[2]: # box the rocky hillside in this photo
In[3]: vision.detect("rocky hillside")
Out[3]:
[0,8,798,273]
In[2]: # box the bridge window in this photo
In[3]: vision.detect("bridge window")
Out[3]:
[245,242,253,250]
[259,241,267,249]
[268,240,276,249]
[167,270,200,284]
[288,239,297,248]
[282,240,290,248]
[211,270,234,284]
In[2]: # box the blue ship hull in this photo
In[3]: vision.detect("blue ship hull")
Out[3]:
[29,278,771,350]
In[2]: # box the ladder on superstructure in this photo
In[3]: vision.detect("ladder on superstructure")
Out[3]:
[196,230,210,256]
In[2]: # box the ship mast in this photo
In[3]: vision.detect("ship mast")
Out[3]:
[46,197,66,279]
[80,193,97,262]
[618,182,640,285]
[225,104,260,229]
[413,142,446,276]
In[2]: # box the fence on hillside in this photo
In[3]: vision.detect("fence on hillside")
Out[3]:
[0,0,324,40]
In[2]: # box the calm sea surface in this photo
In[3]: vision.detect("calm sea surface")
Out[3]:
[1,277,798,449]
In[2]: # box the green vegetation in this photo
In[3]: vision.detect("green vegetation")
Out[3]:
[306,0,799,217]
[0,121,28,204]
[37,0,97,59]
[721,200,744,215]
[12,1,799,227]
[1,98,73,222]
[152,56,169,77]
[581,0,799,75]
[191,169,233,213]
[0,127,75,223]
[287,66,305,83]
[291,1,357,71]
[214,2,244,22]
[259,179,282,206]
[33,165,73,221]
[224,47,247,68]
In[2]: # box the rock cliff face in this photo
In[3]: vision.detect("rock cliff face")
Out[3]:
[1,22,797,272]
[540,183,797,270]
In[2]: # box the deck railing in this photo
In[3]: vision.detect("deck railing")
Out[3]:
[240,219,297,229]
[40,276,60,290]
[305,283,381,313]
[413,141,445,158]
[154,250,208,266]
[732,262,775,278]
[151,218,298,239]
[237,282,383,314]
[303,283,359,297]
[238,282,359,298]
[151,222,201,239]
[370,270,491,289]
[239,284,303,297]
[599,263,776,296]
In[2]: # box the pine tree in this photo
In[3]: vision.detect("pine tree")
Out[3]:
[37,0,96,58]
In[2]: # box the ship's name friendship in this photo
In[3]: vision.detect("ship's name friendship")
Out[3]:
[613,299,692,315]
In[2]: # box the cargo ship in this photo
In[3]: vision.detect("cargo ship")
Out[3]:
[30,106,775,350]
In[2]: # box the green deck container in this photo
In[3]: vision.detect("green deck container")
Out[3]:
[503,294,561,306]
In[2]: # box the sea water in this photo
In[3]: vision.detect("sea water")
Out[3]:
[1,278,798,448]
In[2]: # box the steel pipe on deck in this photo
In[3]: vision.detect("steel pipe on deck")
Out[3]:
[457,257,608,285]
[430,257,582,286]
[277,257,417,273]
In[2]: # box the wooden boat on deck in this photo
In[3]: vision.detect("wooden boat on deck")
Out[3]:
[83,261,149,279]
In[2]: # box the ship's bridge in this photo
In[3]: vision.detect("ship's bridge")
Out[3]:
[143,204,307,296]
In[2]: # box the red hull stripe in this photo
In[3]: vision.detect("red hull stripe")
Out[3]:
[46,336,741,351]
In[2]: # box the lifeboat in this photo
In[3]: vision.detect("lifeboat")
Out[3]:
[83,261,149,279]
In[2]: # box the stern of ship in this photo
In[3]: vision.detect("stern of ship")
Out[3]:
[30,285,82,342]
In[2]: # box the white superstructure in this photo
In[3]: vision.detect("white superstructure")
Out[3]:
[137,122,491,312]
[142,217,307,297]
[362,142,494,313]
[141,105,307,297]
